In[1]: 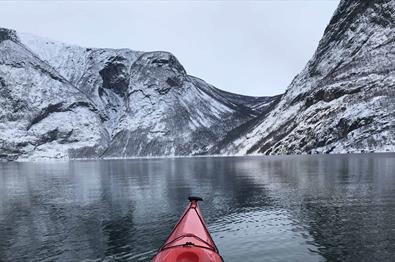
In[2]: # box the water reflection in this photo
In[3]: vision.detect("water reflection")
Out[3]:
[0,154,394,261]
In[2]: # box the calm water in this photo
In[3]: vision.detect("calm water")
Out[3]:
[1,154,395,262]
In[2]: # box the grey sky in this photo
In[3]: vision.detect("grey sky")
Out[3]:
[0,0,339,96]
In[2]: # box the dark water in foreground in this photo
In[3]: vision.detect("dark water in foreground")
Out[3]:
[1,154,395,262]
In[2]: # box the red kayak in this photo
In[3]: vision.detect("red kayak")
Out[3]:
[152,197,223,262]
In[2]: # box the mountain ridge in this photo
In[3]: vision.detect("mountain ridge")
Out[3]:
[0,27,278,160]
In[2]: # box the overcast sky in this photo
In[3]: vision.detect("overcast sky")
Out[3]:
[0,0,339,96]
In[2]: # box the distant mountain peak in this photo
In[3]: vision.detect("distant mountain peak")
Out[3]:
[129,51,188,96]
[139,51,187,75]
[306,0,395,80]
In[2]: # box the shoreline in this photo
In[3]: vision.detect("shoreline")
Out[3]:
[3,151,395,163]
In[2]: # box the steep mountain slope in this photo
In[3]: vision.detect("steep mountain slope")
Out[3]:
[0,28,277,160]
[0,28,107,160]
[218,0,395,155]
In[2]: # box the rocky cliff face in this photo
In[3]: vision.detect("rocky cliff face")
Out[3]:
[217,0,395,155]
[0,28,276,160]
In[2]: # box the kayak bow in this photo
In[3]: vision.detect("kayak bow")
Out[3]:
[152,197,223,262]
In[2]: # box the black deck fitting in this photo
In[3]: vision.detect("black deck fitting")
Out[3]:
[188,196,203,202]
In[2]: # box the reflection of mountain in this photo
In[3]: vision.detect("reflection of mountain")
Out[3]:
[0,158,276,261]
[1,155,395,261]
[240,154,395,262]
[0,158,302,261]
[297,156,395,262]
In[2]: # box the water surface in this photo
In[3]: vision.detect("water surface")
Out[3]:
[1,154,395,261]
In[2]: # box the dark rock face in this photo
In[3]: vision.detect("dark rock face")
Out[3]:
[0,76,5,87]
[35,128,74,146]
[0,28,18,43]
[27,103,64,130]
[166,76,183,88]
[99,56,129,97]
[336,116,374,139]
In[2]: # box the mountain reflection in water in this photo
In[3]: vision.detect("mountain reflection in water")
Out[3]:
[1,154,395,261]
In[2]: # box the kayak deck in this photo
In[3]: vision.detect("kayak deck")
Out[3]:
[152,197,223,262]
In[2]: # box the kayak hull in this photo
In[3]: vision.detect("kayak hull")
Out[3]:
[152,197,223,262]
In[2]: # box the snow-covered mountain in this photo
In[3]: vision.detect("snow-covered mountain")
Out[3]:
[0,27,277,160]
[1,0,394,161]
[216,0,395,155]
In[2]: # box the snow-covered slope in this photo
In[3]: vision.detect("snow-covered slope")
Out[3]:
[219,0,395,155]
[0,27,276,160]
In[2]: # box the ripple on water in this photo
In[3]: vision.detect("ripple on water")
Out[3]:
[1,154,395,261]
[211,208,323,262]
